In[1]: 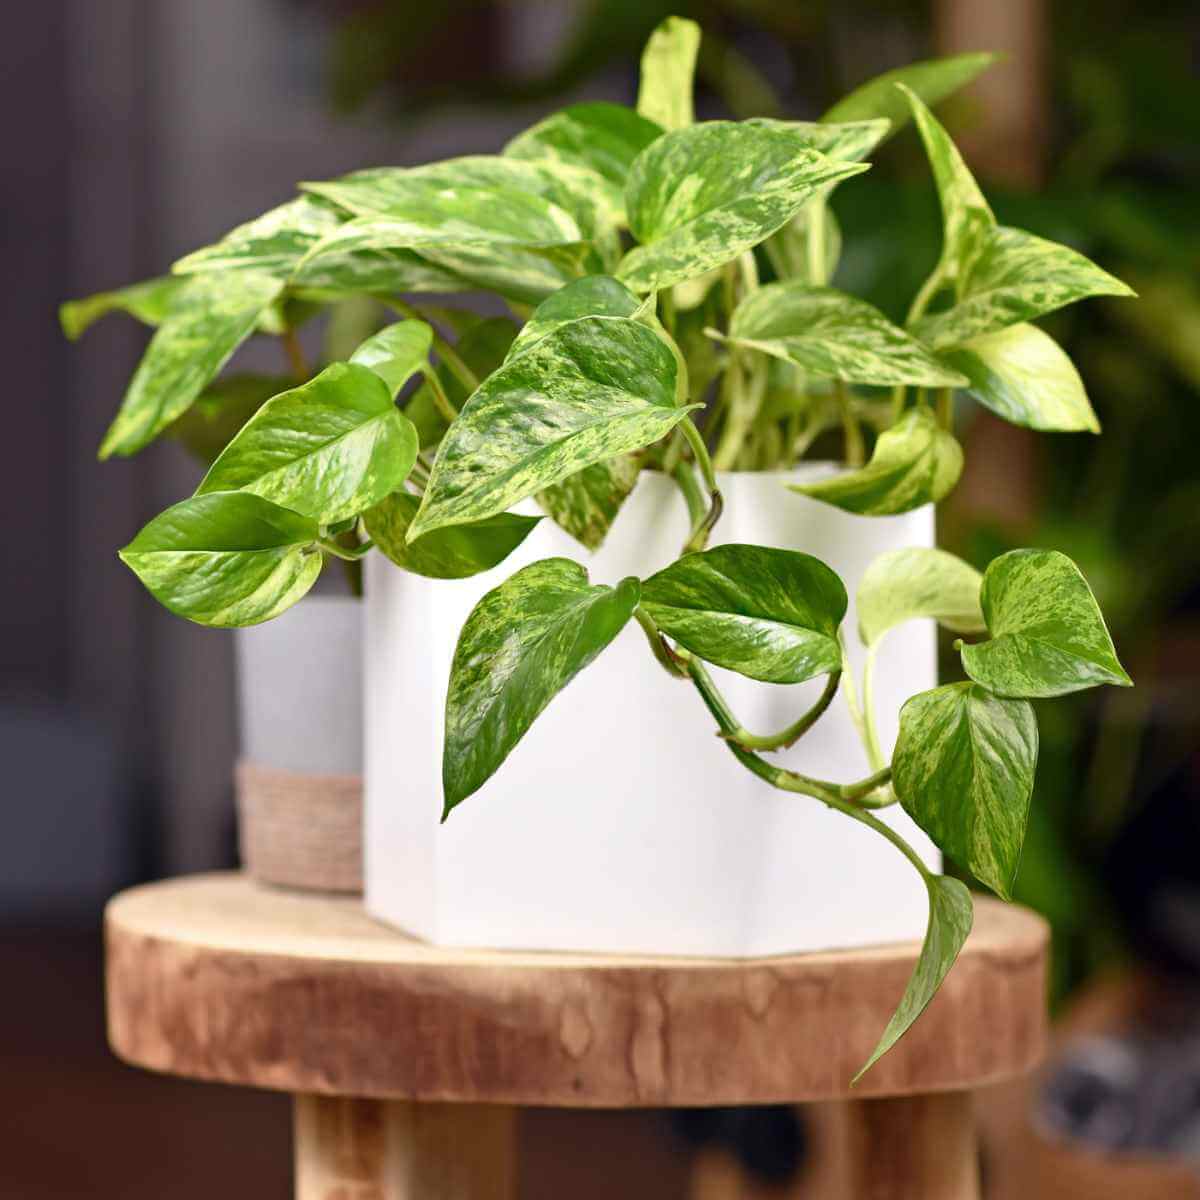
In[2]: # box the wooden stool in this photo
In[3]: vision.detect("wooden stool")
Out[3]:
[104,873,1048,1199]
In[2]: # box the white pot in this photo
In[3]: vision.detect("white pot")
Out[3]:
[235,594,363,776]
[365,466,940,957]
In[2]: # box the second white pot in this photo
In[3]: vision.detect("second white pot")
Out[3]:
[365,466,940,957]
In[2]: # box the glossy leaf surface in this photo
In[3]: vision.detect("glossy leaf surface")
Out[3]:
[364,491,540,579]
[728,282,967,387]
[60,276,186,340]
[119,492,320,627]
[960,549,1132,697]
[409,316,689,539]
[749,118,890,164]
[349,319,433,396]
[790,408,962,515]
[99,271,285,459]
[197,362,418,524]
[618,123,869,292]
[164,373,291,466]
[641,544,847,684]
[894,683,1038,899]
[637,16,700,131]
[855,876,973,1081]
[505,275,642,362]
[537,455,641,550]
[443,558,640,813]
[857,547,985,647]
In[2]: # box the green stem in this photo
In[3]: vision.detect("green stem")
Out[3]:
[681,417,718,496]
[835,379,865,467]
[807,200,828,286]
[421,365,459,424]
[861,643,886,773]
[935,386,954,431]
[723,671,841,751]
[839,631,872,760]
[634,607,688,679]
[319,537,374,562]
[390,298,479,394]
[659,287,676,337]
[905,268,942,329]
[671,461,705,527]
[684,488,724,554]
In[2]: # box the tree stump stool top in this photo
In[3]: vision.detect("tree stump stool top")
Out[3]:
[105,872,1048,1108]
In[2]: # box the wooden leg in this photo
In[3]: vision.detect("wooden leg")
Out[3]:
[294,1095,516,1200]
[839,1091,979,1200]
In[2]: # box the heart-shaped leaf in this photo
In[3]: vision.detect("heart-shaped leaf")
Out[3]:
[641,544,847,684]
[823,52,998,136]
[893,682,1038,899]
[638,16,700,132]
[409,316,691,540]
[164,373,291,466]
[618,122,870,293]
[504,103,663,221]
[505,275,643,363]
[444,558,641,814]
[538,455,641,551]
[99,270,285,459]
[915,226,1135,349]
[119,492,321,627]
[349,319,433,396]
[855,875,973,1081]
[960,549,1132,697]
[940,322,1099,432]
[364,491,540,579]
[857,547,985,647]
[60,276,186,340]
[790,408,963,515]
[727,282,967,387]
[197,362,418,524]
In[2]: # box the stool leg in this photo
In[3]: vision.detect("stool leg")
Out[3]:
[293,1095,516,1200]
[838,1090,979,1200]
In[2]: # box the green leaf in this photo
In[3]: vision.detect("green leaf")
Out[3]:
[637,16,700,132]
[164,373,291,466]
[538,455,642,550]
[618,122,870,293]
[823,52,999,136]
[901,85,994,295]
[290,243,469,299]
[197,362,418,524]
[505,275,642,363]
[960,549,1132,697]
[749,118,891,164]
[915,226,1135,349]
[727,282,968,387]
[99,270,285,459]
[763,204,842,284]
[790,408,963,515]
[855,875,973,1082]
[118,492,321,628]
[364,491,540,579]
[443,558,641,814]
[640,544,846,684]
[349,319,433,396]
[60,276,186,340]
[504,103,663,221]
[894,683,1038,899]
[409,316,691,539]
[857,547,985,647]
[939,322,1098,432]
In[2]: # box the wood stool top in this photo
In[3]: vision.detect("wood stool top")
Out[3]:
[105,872,1047,1107]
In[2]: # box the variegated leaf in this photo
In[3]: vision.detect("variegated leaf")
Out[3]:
[894,683,1038,899]
[349,319,433,397]
[197,362,418,524]
[637,16,700,132]
[99,270,285,459]
[641,544,847,684]
[443,558,641,813]
[940,322,1098,432]
[364,491,540,579]
[164,373,290,466]
[854,876,973,1081]
[790,408,962,514]
[409,316,691,539]
[857,547,985,647]
[823,52,998,137]
[119,492,321,628]
[538,455,642,551]
[960,549,1132,698]
[618,122,870,293]
[915,226,1135,349]
[727,282,967,387]
[60,276,186,340]
[748,118,890,164]
[505,275,642,363]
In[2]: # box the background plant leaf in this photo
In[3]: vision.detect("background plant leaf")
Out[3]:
[60,276,187,340]
[163,373,291,466]
[857,547,985,646]
[537,455,641,551]
[348,318,433,396]
[637,15,700,132]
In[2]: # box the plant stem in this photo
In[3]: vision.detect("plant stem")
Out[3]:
[390,298,479,394]
[282,329,308,382]
[861,643,886,772]
[634,607,688,678]
[807,200,827,286]
[659,287,676,337]
[685,488,724,554]
[839,631,872,760]
[671,461,705,527]
[421,365,459,424]
[681,417,719,493]
[935,386,954,430]
[835,379,865,467]
[319,537,374,562]
[723,671,841,751]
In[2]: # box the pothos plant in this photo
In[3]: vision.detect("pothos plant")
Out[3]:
[64,18,1134,1077]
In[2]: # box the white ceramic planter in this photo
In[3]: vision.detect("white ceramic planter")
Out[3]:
[365,466,940,957]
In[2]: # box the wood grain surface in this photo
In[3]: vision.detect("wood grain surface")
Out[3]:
[105,873,1048,1108]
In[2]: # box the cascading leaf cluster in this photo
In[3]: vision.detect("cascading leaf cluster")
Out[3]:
[64,16,1134,1080]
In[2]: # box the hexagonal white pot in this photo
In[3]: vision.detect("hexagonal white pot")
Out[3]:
[364,466,940,957]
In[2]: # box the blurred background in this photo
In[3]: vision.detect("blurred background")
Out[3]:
[3,1,1197,1195]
